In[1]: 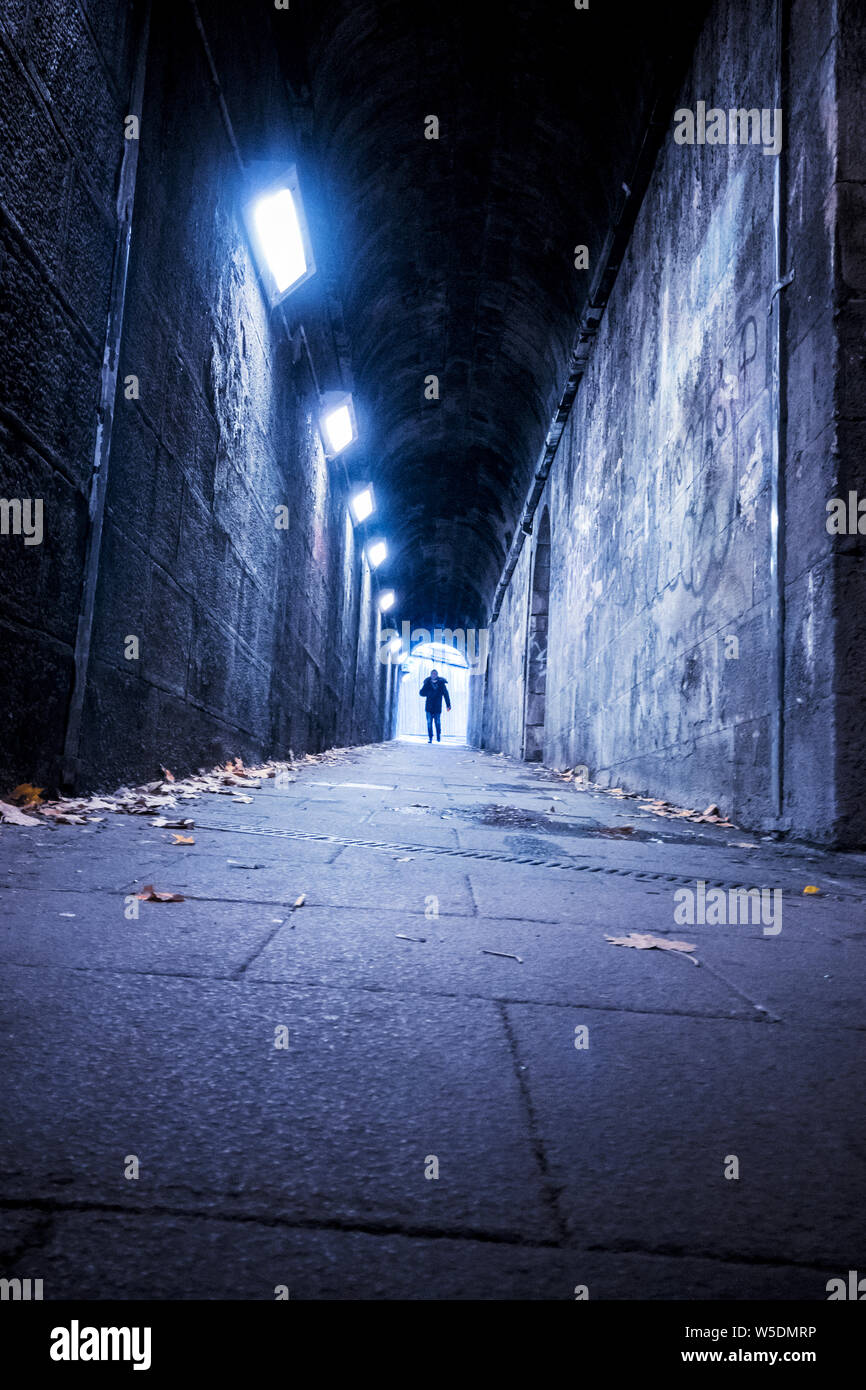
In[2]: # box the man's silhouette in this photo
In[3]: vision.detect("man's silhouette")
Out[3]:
[419,668,451,743]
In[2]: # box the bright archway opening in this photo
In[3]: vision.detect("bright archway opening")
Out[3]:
[397,641,470,744]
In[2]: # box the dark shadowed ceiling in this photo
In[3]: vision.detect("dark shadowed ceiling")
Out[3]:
[278,0,698,627]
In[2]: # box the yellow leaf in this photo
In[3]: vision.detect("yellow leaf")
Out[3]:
[803,885,820,895]
[11,783,44,806]
[171,834,195,845]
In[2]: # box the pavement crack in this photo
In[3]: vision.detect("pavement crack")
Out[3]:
[497,1000,569,1244]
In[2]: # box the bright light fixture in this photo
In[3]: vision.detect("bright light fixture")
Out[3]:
[321,394,358,456]
[245,168,315,306]
[349,487,374,524]
[367,540,387,569]
[253,190,306,292]
[379,590,396,612]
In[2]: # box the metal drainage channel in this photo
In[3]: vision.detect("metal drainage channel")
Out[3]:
[194,822,866,906]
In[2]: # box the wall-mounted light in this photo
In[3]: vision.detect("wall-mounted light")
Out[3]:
[367,540,387,569]
[320,392,358,457]
[379,590,396,613]
[245,166,316,306]
[349,486,375,524]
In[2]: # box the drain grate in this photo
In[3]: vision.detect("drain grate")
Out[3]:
[193,821,866,904]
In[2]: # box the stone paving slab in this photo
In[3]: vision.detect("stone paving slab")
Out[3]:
[0,1208,833,1300]
[246,904,760,1018]
[691,933,866,1028]
[1,739,864,1299]
[0,889,278,977]
[506,1002,866,1268]
[0,966,554,1242]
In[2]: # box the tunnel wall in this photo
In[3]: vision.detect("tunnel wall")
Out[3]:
[483,0,862,843]
[0,0,395,793]
[832,0,866,845]
[0,0,136,790]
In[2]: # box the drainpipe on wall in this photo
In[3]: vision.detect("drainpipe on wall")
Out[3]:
[767,0,792,827]
[61,0,151,790]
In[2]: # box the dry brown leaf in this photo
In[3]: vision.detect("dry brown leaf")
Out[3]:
[291,894,306,910]
[135,884,185,903]
[161,767,175,782]
[170,834,195,845]
[605,932,696,953]
[0,799,41,826]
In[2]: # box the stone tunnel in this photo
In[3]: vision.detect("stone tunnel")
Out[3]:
[0,0,865,1325]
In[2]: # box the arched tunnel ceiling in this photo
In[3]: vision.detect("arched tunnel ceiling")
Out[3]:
[281,1,692,627]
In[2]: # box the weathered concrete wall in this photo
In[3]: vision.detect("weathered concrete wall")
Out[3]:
[483,0,861,843]
[0,0,137,789]
[0,0,394,792]
[831,0,866,844]
[476,538,531,756]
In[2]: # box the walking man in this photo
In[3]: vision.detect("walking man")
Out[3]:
[419,668,451,743]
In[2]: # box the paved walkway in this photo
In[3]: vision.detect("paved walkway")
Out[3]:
[1,740,864,1299]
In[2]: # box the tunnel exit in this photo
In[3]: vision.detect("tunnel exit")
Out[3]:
[396,641,470,744]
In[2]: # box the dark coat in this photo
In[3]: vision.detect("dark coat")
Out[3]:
[419,676,451,715]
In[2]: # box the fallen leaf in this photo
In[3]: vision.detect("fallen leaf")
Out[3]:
[135,884,185,902]
[161,767,175,782]
[37,806,88,824]
[481,948,524,963]
[0,799,41,826]
[150,817,195,829]
[606,932,696,953]
[11,783,44,806]
[803,885,820,895]
[396,933,426,943]
[703,804,721,817]
[292,894,306,910]
[171,834,195,845]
